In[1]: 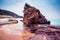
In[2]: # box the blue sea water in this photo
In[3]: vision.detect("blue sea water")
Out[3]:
[50,19,60,26]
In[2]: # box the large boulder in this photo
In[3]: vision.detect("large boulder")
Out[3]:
[23,3,50,26]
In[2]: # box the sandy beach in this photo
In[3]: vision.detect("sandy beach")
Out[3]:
[0,21,35,40]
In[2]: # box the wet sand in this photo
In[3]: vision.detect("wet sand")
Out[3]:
[0,22,35,40]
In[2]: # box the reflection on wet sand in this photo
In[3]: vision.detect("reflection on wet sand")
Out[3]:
[0,21,35,40]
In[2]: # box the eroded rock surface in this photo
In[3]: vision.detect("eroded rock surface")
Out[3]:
[28,26,60,40]
[23,3,50,26]
[23,3,60,40]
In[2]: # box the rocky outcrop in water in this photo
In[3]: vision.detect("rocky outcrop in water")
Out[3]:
[23,3,50,26]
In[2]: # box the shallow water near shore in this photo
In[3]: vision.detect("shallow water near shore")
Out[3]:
[50,19,60,26]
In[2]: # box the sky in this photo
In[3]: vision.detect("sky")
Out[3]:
[0,0,60,25]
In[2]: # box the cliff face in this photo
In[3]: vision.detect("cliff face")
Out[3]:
[23,3,50,26]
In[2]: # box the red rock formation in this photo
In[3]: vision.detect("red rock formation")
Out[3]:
[23,4,60,40]
[23,3,50,26]
[28,26,60,40]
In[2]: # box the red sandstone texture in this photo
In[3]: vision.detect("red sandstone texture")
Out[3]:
[23,3,50,26]
[23,3,60,40]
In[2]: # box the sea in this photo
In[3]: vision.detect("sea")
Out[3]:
[50,19,60,26]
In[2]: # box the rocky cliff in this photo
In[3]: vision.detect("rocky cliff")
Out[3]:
[23,3,50,26]
[23,3,60,40]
